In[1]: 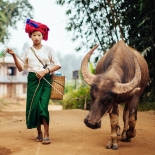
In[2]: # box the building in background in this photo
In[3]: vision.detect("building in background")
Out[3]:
[0,55,27,99]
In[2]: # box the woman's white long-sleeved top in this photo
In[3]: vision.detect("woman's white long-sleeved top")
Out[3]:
[21,45,61,72]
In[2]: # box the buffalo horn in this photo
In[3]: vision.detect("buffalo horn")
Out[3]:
[81,45,99,85]
[112,57,141,94]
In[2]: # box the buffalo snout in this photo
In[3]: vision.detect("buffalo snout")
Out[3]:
[84,117,101,129]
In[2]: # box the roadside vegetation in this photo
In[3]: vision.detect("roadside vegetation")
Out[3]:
[61,66,155,111]
[62,81,155,111]
[0,0,155,111]
[56,0,155,110]
[62,82,90,110]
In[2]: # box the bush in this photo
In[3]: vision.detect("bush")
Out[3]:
[62,83,90,109]
[138,102,155,111]
[138,91,155,111]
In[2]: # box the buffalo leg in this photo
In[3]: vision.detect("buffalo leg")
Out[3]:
[121,102,130,142]
[121,96,138,142]
[106,104,120,150]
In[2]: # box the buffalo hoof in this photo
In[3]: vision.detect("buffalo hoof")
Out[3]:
[112,144,118,150]
[121,137,131,142]
[106,144,118,150]
[126,129,136,139]
[106,144,112,149]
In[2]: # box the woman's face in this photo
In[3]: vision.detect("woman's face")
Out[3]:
[31,31,43,45]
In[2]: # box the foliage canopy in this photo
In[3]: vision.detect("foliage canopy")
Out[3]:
[56,0,155,104]
[0,0,33,44]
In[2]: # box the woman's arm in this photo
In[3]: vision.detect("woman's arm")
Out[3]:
[49,65,61,73]
[36,65,61,79]
[6,48,23,72]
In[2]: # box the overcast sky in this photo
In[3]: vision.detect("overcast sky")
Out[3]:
[8,0,83,56]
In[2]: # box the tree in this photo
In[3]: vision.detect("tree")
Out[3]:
[56,0,126,62]
[0,0,33,44]
[118,0,155,101]
[56,0,155,102]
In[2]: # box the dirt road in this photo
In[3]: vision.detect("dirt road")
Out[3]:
[0,101,155,155]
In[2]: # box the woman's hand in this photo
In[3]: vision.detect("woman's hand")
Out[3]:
[6,48,15,56]
[36,69,49,79]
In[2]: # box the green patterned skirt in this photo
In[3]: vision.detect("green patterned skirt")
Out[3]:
[26,72,52,129]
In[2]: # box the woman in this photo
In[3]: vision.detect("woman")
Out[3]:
[6,19,61,144]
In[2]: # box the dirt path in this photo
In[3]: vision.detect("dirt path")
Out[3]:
[0,101,155,155]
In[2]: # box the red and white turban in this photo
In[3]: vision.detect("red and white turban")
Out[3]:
[25,19,50,41]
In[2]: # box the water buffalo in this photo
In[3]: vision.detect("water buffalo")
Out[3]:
[81,40,149,150]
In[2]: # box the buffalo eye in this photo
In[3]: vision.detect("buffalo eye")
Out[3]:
[100,97,112,104]
[90,84,98,101]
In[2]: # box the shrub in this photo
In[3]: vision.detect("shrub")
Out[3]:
[62,84,90,109]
